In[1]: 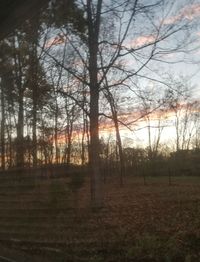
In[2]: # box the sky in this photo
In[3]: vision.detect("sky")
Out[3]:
[115,0,200,149]
[45,0,200,150]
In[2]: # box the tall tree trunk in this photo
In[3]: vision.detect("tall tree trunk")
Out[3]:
[66,119,73,166]
[32,95,37,167]
[87,0,103,207]
[113,112,125,186]
[81,117,86,165]
[30,18,39,167]
[89,86,102,206]
[66,138,71,165]
[175,111,180,151]
[104,89,125,185]
[7,111,13,168]
[16,90,24,168]
[0,78,5,170]
[54,99,59,164]
[13,36,25,169]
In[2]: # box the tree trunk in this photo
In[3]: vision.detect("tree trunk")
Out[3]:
[87,0,103,207]
[54,99,59,164]
[7,112,13,168]
[16,90,24,168]
[105,90,125,185]
[32,90,37,167]
[81,117,87,165]
[66,118,73,166]
[114,116,125,186]
[66,130,72,166]
[12,36,25,169]
[31,54,39,168]
[89,86,102,206]
[0,78,5,170]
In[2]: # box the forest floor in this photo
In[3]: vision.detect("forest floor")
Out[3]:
[0,173,200,261]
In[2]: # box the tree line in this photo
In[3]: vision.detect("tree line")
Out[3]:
[0,0,199,206]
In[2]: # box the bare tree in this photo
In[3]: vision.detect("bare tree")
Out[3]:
[39,0,195,206]
[165,76,195,151]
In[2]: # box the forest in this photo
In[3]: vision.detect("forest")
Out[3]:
[0,0,200,261]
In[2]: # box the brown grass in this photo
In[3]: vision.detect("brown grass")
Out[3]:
[0,174,200,261]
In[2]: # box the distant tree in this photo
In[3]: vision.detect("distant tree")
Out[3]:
[191,101,200,149]
[0,40,11,169]
[123,147,146,174]
[103,87,125,185]
[10,31,31,168]
[165,76,195,151]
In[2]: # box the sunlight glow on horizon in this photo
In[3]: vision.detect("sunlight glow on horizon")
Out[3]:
[54,101,200,151]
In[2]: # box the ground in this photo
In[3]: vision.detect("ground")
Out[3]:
[0,173,199,261]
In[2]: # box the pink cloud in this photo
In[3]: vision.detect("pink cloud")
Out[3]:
[45,34,67,48]
[164,4,200,25]
[127,35,156,48]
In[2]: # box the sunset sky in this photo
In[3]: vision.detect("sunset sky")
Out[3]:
[116,1,200,147]
[45,0,200,149]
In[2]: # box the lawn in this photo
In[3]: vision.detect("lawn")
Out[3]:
[0,173,200,261]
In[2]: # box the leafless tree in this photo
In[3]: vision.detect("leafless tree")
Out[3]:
[39,0,196,206]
